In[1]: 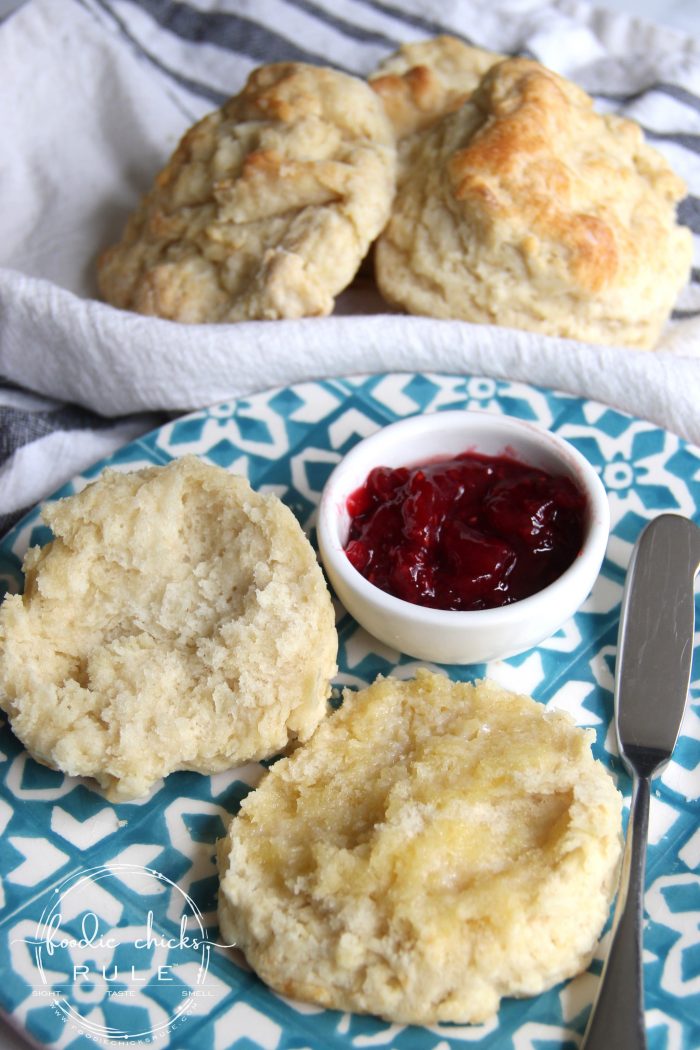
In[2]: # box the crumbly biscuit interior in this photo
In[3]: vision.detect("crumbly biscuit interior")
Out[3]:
[0,456,337,799]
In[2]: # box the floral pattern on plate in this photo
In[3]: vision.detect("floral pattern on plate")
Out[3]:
[0,373,698,1050]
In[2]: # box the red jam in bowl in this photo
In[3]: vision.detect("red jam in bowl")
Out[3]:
[344,451,587,611]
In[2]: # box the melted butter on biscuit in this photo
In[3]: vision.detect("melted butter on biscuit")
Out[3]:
[218,669,622,1025]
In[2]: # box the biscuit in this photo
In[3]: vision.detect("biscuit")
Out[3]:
[97,63,396,322]
[374,57,692,349]
[217,669,622,1024]
[0,456,337,800]
[370,35,504,139]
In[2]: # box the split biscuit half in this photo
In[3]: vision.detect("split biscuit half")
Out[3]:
[0,456,337,799]
[218,669,622,1024]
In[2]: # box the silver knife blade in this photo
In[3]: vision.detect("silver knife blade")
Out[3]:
[581,512,700,1050]
[615,513,700,776]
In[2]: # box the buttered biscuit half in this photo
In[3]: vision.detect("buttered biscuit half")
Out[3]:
[218,669,622,1025]
[98,62,396,322]
[0,456,337,800]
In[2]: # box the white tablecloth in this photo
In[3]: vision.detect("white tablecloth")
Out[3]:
[0,0,699,525]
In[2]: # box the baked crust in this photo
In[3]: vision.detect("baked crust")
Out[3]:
[97,63,396,322]
[370,35,504,138]
[374,57,692,348]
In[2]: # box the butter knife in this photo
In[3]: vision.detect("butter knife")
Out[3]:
[581,513,700,1050]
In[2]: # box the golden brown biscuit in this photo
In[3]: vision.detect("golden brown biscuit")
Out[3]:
[97,63,396,322]
[370,35,504,138]
[218,670,622,1024]
[0,456,337,799]
[374,57,692,348]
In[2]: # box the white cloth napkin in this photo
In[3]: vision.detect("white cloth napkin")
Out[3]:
[1,0,699,459]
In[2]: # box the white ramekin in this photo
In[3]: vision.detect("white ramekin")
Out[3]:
[317,409,610,664]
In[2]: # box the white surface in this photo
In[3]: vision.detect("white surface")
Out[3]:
[0,0,700,450]
[603,0,700,34]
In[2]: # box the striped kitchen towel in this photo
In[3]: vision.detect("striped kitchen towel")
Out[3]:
[0,0,699,524]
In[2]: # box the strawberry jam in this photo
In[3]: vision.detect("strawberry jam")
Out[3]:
[345,452,586,611]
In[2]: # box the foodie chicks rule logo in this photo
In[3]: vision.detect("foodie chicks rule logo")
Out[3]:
[15,863,229,1044]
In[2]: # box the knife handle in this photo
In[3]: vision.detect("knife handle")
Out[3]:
[580,773,650,1050]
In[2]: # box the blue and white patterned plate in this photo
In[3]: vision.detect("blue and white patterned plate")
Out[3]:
[0,373,698,1050]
